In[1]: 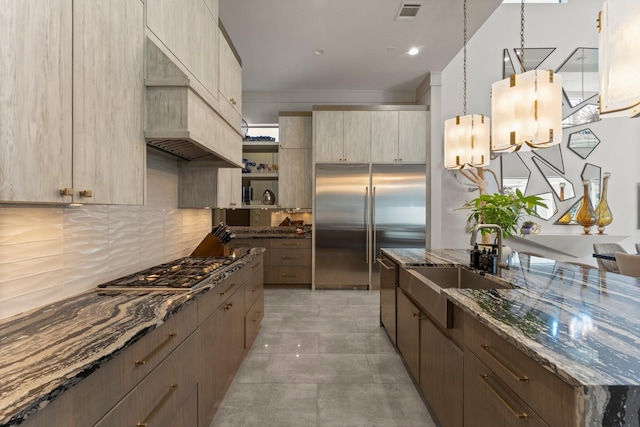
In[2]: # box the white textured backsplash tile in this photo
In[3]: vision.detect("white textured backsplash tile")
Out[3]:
[0,207,63,226]
[0,204,212,320]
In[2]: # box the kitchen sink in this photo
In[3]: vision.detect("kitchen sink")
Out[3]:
[400,266,510,330]
[409,266,510,291]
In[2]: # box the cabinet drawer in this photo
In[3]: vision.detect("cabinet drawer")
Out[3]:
[197,275,243,324]
[465,315,575,427]
[270,248,311,266]
[464,351,549,427]
[270,238,311,249]
[267,266,311,284]
[95,333,197,427]
[244,268,264,313]
[245,292,264,349]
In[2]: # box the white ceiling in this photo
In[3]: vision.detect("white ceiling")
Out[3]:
[219,0,503,123]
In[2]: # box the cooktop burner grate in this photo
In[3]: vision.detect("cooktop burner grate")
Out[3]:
[97,257,234,291]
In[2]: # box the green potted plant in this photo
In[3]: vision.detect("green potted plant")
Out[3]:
[459,189,547,243]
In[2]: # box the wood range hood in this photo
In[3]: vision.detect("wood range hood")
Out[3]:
[144,38,242,168]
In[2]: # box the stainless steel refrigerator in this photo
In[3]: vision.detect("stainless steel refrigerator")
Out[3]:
[314,163,426,289]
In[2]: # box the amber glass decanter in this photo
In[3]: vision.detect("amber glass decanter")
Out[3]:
[596,172,613,234]
[575,179,597,235]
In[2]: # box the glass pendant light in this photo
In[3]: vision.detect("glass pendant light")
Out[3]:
[491,0,563,153]
[598,0,640,118]
[443,0,490,170]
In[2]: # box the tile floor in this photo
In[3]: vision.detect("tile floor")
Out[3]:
[210,288,437,427]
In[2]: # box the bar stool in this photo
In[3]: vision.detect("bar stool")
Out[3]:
[615,252,640,278]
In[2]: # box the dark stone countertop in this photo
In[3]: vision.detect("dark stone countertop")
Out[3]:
[381,248,640,426]
[0,247,264,427]
[230,225,312,239]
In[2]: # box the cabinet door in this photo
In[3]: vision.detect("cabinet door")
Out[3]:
[146,0,218,97]
[398,111,427,163]
[343,111,371,163]
[396,288,420,381]
[218,168,242,208]
[0,0,72,203]
[314,111,344,162]
[279,115,312,149]
[197,286,245,427]
[73,0,145,204]
[370,111,399,163]
[278,148,312,208]
[464,352,549,427]
[420,317,463,427]
[219,29,242,120]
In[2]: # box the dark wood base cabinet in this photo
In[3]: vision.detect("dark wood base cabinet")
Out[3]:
[464,352,548,427]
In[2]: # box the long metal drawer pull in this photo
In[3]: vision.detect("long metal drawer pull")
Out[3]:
[135,333,177,366]
[281,256,298,260]
[376,258,394,270]
[137,384,178,426]
[282,273,298,278]
[481,344,529,382]
[219,283,236,296]
[480,374,528,420]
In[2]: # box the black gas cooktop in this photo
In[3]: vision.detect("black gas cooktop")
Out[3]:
[97,257,235,292]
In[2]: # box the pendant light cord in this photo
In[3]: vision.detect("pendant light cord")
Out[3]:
[520,0,525,73]
[463,0,467,115]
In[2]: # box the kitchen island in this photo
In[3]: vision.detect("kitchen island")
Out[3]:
[0,247,264,427]
[382,248,640,427]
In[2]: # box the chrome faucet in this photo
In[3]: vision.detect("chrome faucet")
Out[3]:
[470,224,509,276]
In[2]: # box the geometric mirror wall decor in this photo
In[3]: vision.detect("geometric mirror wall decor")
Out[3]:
[501,153,531,195]
[532,157,576,201]
[562,104,600,128]
[581,163,601,206]
[532,191,557,220]
[533,144,565,174]
[555,197,583,225]
[568,129,601,159]
[556,47,599,108]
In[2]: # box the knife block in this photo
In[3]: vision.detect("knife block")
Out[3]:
[190,233,230,257]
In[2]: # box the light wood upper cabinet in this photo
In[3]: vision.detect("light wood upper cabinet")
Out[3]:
[178,164,241,208]
[370,111,399,163]
[146,0,219,99]
[279,114,312,149]
[344,111,371,163]
[371,110,426,163]
[399,110,427,163]
[314,110,370,163]
[278,148,312,209]
[218,27,242,131]
[73,0,145,204]
[279,114,312,208]
[314,111,344,162]
[0,0,73,203]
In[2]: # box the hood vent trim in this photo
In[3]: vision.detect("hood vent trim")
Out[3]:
[396,2,422,20]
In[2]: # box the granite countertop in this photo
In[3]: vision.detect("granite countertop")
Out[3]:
[230,225,312,239]
[0,247,264,426]
[382,248,640,425]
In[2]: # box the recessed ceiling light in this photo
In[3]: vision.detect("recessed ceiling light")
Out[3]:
[408,47,419,56]
[314,49,325,56]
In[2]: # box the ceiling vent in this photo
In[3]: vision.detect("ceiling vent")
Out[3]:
[396,2,422,20]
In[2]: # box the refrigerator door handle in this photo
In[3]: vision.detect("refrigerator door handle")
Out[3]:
[372,186,377,264]
[365,186,369,264]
